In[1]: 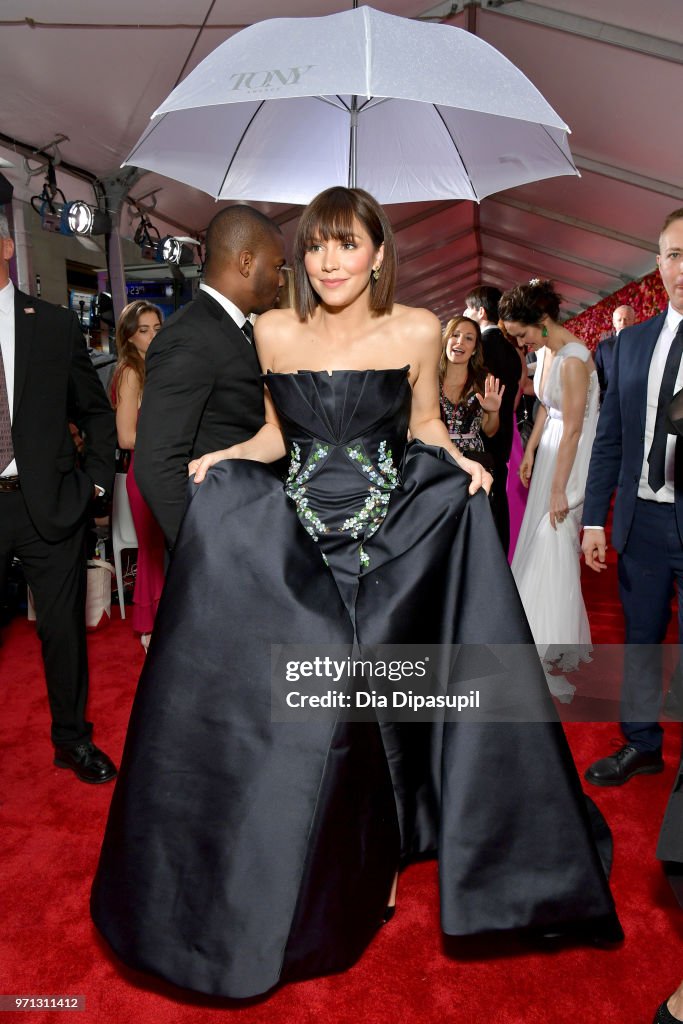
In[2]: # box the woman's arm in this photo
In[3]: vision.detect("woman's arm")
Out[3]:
[189,313,295,483]
[518,403,547,488]
[548,356,589,528]
[189,385,287,482]
[114,366,141,450]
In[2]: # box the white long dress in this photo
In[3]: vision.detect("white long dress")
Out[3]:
[511,342,599,700]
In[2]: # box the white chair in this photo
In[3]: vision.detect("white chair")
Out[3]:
[112,472,138,619]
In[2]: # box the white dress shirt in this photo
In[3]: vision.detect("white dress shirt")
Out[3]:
[0,279,18,476]
[199,283,252,339]
[638,303,683,503]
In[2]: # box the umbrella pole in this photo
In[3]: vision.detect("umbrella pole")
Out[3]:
[348,95,358,189]
[348,0,359,188]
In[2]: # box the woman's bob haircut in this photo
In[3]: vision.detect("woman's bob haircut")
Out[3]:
[293,186,397,320]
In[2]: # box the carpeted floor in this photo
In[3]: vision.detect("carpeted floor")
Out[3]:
[0,550,681,1024]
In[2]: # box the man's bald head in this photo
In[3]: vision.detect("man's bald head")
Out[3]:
[203,205,286,316]
[612,305,635,333]
[204,205,282,274]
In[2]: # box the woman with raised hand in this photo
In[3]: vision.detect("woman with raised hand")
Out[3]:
[439,313,502,470]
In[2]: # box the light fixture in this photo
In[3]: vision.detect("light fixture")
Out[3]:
[31,163,111,237]
[157,235,182,264]
[61,200,111,236]
[156,235,201,266]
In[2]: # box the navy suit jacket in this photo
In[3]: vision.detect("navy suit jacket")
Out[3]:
[593,333,617,402]
[583,311,683,553]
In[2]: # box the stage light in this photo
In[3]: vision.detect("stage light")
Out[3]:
[158,235,182,264]
[61,200,111,236]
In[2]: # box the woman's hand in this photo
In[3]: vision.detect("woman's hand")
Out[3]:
[549,488,569,531]
[188,448,237,483]
[476,375,505,414]
[518,450,534,488]
[453,451,493,495]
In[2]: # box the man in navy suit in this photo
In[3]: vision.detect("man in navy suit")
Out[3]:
[135,206,286,549]
[582,209,683,786]
[594,304,636,403]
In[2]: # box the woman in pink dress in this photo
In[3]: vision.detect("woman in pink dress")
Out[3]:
[111,301,166,651]
[504,326,531,562]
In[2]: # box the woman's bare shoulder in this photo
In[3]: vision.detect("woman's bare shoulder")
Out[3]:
[117,363,141,391]
[254,307,302,343]
[389,303,441,338]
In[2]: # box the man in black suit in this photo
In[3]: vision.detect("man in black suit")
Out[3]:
[582,209,683,786]
[463,285,521,554]
[135,206,286,549]
[594,304,636,402]
[0,212,117,782]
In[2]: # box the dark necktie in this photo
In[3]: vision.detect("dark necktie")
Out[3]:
[0,341,14,474]
[241,319,254,344]
[648,321,683,492]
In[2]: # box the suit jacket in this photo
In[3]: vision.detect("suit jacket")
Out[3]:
[594,334,617,402]
[11,289,116,543]
[479,326,522,464]
[135,290,266,547]
[583,312,683,552]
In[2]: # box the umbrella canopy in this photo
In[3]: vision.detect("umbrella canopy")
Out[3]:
[124,5,577,206]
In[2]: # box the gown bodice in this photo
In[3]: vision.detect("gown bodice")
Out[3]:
[266,368,412,576]
[439,385,486,452]
[535,342,598,421]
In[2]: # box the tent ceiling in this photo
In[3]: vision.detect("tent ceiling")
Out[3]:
[1,0,681,320]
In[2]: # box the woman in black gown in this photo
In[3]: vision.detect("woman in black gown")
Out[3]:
[92,187,621,999]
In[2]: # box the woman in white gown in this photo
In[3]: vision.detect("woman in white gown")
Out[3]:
[500,280,599,700]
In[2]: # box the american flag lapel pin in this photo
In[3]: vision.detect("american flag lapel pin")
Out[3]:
[24,307,35,314]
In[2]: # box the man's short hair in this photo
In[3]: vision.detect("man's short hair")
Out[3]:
[0,212,10,240]
[464,285,502,323]
[660,208,683,239]
[204,205,281,271]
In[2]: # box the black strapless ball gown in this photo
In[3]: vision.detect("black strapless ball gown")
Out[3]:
[92,369,621,998]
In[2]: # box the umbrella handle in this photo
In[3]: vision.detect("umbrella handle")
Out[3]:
[349,96,358,189]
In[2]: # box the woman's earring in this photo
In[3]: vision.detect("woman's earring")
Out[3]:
[541,324,548,338]
[372,266,381,281]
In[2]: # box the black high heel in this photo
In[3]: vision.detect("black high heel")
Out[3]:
[382,905,395,924]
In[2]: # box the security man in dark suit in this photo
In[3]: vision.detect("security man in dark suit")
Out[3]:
[594,304,636,403]
[135,206,286,549]
[0,212,117,782]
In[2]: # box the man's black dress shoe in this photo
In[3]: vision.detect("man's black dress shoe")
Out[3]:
[53,742,117,784]
[584,744,663,787]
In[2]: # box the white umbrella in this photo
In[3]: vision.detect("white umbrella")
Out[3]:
[124,5,577,206]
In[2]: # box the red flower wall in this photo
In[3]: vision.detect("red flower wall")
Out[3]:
[563,270,668,350]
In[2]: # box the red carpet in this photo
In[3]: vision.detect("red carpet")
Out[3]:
[1,552,682,1024]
